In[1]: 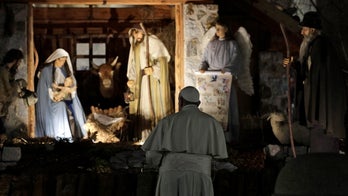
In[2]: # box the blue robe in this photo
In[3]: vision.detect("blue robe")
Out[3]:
[35,64,86,140]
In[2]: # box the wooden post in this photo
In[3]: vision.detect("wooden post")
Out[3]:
[174,3,184,112]
[27,3,35,138]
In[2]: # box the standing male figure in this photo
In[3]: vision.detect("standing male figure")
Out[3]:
[0,49,26,134]
[127,23,173,143]
[142,86,228,196]
[284,12,346,150]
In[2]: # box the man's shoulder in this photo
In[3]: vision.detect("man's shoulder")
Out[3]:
[149,34,162,42]
[311,35,333,54]
[185,107,219,121]
[311,35,327,45]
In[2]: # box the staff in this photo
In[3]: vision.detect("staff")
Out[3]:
[280,23,296,158]
[140,22,156,124]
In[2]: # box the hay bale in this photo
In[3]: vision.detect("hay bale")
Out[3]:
[85,106,128,143]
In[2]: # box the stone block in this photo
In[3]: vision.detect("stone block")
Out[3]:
[1,147,21,162]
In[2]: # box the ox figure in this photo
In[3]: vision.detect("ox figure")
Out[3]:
[78,56,126,114]
[92,56,122,99]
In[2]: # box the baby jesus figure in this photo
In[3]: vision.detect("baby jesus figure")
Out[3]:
[51,76,77,102]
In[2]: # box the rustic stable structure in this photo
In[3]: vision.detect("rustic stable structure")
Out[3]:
[27,0,212,137]
[2,0,348,195]
[3,0,347,148]
[3,0,302,138]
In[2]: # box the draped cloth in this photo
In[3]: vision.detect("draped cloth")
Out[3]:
[127,33,173,141]
[142,104,228,196]
[35,48,86,140]
[156,153,213,196]
[301,35,346,138]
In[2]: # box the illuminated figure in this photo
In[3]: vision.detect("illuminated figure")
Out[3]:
[127,23,173,142]
[35,48,87,140]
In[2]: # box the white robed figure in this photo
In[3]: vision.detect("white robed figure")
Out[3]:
[127,23,173,143]
[35,48,87,140]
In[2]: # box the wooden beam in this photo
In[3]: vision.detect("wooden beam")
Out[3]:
[174,3,183,112]
[24,0,213,5]
[252,0,301,34]
[33,6,174,21]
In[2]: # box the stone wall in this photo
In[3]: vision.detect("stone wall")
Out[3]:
[183,4,218,86]
[181,3,289,120]
[259,51,288,114]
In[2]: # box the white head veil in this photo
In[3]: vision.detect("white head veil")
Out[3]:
[44,48,73,74]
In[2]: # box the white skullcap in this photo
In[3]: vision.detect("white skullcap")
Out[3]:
[179,86,200,103]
